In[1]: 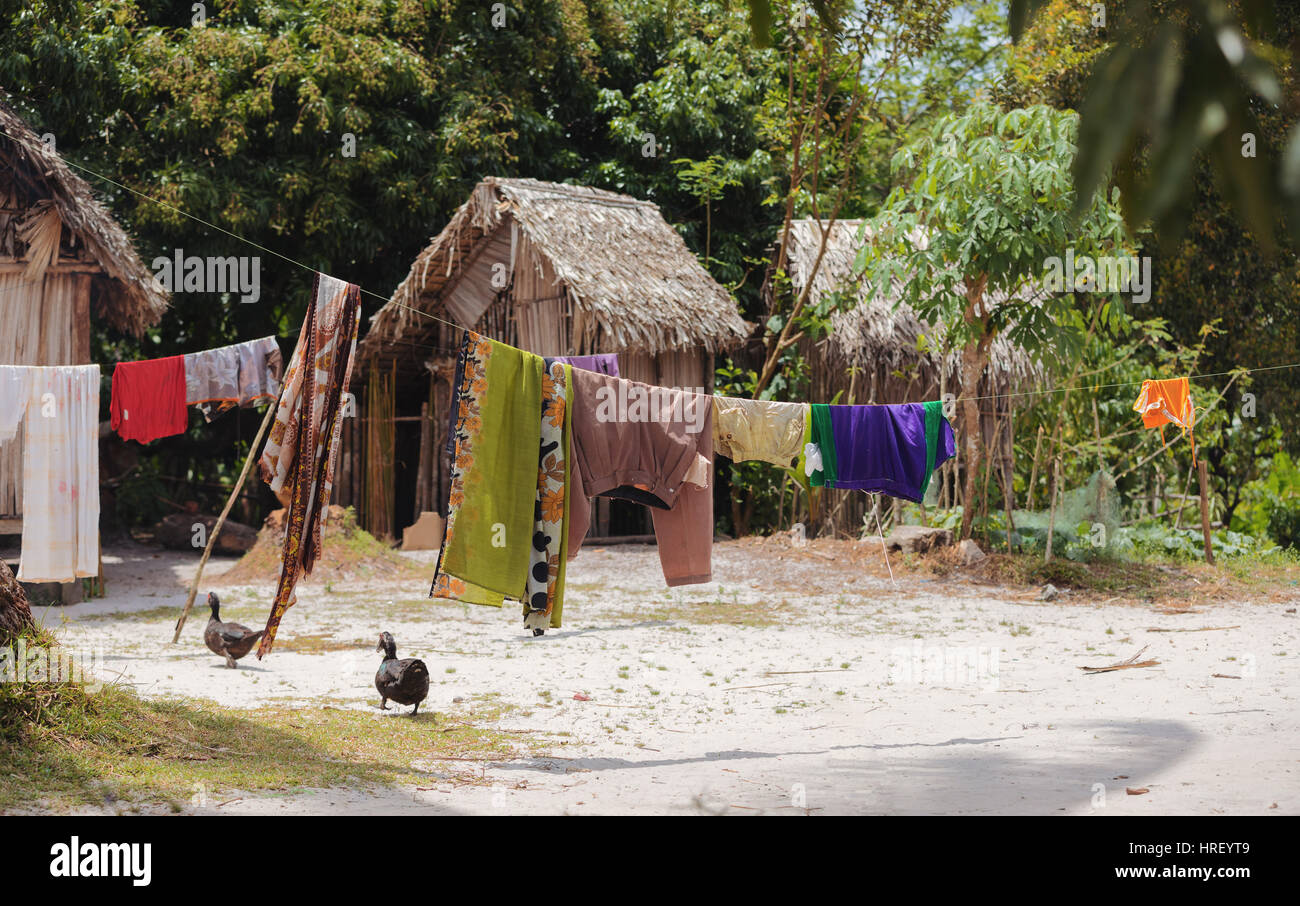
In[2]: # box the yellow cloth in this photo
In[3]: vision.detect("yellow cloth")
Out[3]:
[712,396,808,468]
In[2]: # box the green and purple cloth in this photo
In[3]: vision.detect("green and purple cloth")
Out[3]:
[807,401,954,503]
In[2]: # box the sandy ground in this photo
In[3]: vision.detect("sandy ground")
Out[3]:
[38,538,1300,816]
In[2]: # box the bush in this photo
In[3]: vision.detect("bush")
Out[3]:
[1267,498,1300,550]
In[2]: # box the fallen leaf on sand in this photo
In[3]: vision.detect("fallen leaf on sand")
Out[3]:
[573,693,591,701]
[1126,787,1150,796]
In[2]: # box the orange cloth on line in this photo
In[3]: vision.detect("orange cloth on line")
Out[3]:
[1133,377,1196,463]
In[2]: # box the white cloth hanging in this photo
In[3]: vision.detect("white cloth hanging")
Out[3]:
[16,365,100,582]
[0,365,31,444]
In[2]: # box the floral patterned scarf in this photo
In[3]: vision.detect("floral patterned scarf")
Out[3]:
[256,272,361,657]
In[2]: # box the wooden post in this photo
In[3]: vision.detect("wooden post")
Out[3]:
[414,400,431,515]
[1026,424,1043,511]
[171,402,276,643]
[1044,457,1060,563]
[1197,459,1215,565]
[1173,461,1193,530]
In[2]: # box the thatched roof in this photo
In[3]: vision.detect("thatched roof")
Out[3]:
[778,218,1041,393]
[358,177,748,373]
[0,95,168,336]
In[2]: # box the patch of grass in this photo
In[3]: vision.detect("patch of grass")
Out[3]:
[272,633,370,655]
[644,596,786,628]
[78,605,195,624]
[959,550,1298,606]
[0,644,538,812]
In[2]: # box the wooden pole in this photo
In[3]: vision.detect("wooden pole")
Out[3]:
[1173,461,1193,530]
[1000,450,1015,554]
[1045,456,1060,563]
[1197,458,1215,565]
[171,402,277,643]
[1026,424,1043,510]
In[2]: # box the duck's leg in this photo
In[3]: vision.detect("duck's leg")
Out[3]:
[224,651,238,669]
[412,702,420,716]
[379,697,389,710]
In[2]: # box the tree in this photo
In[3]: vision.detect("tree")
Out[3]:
[743,0,1300,251]
[673,155,744,263]
[1008,0,1298,252]
[998,0,1300,531]
[856,103,1135,539]
[751,0,958,399]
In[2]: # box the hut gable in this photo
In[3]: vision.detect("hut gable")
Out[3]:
[0,96,168,337]
[778,218,1041,395]
[359,177,748,376]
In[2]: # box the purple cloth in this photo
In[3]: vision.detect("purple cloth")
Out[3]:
[828,403,955,502]
[555,354,619,377]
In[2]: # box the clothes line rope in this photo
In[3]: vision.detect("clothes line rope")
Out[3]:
[5,124,1298,407]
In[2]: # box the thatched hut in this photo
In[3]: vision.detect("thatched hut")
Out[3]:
[344,177,748,539]
[0,97,169,535]
[770,219,1042,530]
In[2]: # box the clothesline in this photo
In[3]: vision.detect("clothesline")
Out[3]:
[5,124,1299,407]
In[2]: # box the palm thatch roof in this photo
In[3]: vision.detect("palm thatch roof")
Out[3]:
[358,177,748,374]
[0,95,168,336]
[778,218,1041,394]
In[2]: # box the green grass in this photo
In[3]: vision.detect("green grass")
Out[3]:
[645,595,786,628]
[963,549,1299,604]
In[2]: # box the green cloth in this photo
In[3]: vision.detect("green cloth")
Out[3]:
[551,362,573,628]
[918,400,943,502]
[441,337,543,599]
[807,403,837,487]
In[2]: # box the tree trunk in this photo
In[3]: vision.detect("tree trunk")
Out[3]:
[958,277,992,541]
[0,558,35,646]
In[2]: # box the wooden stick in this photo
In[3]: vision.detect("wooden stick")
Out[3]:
[1173,461,1193,530]
[1197,459,1215,565]
[1044,456,1060,563]
[1026,425,1043,510]
[171,402,277,643]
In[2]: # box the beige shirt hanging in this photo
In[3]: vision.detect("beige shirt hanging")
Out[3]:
[712,396,808,468]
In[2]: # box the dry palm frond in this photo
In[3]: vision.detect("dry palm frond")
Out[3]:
[0,93,168,335]
[16,200,61,282]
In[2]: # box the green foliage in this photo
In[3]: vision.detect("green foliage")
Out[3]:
[1267,502,1300,549]
[858,102,1135,358]
[1000,1,1300,537]
[1116,523,1279,560]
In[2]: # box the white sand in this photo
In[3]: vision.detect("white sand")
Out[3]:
[41,540,1300,815]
